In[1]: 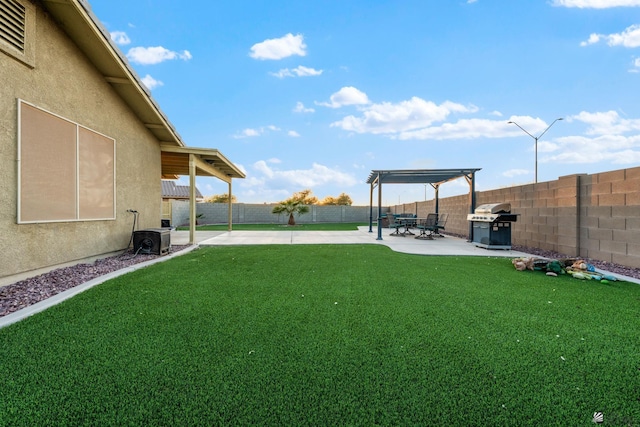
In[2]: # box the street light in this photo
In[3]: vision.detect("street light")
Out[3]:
[508,118,563,183]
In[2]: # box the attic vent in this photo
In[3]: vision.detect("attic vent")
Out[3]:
[0,0,25,53]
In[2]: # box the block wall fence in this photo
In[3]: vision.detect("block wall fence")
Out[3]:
[171,202,378,227]
[390,166,640,269]
[170,166,639,269]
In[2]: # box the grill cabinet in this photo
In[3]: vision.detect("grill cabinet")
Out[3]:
[467,203,518,250]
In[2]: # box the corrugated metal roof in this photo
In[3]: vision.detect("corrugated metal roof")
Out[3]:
[161,180,203,199]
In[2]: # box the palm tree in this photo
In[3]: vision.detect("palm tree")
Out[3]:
[272,200,310,226]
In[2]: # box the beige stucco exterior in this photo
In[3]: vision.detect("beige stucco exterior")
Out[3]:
[1,1,166,278]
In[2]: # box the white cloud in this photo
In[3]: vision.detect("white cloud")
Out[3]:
[331,96,479,135]
[543,134,640,164]
[249,33,307,60]
[141,74,163,90]
[631,57,640,72]
[580,24,640,47]
[568,110,640,135]
[317,86,370,108]
[293,102,315,113]
[110,31,131,45]
[270,66,323,78]
[233,128,261,139]
[552,0,640,7]
[288,130,301,137]
[248,161,358,190]
[580,34,601,47]
[396,117,510,140]
[232,125,281,139]
[126,46,192,65]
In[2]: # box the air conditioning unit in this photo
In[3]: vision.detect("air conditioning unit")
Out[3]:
[133,228,171,255]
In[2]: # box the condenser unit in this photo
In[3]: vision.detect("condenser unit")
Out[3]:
[133,228,170,255]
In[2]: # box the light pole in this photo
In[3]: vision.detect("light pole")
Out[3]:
[508,118,563,183]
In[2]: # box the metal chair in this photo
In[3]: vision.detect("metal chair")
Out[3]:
[415,213,438,239]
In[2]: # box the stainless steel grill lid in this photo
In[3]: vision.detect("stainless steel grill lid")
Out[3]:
[473,203,511,214]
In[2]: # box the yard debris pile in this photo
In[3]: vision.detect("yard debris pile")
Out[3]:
[511,257,619,283]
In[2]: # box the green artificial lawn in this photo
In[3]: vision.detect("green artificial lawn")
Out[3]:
[177,222,368,231]
[1,245,638,426]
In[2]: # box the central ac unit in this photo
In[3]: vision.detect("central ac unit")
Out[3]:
[133,228,171,255]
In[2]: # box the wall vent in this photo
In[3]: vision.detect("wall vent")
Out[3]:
[0,0,26,53]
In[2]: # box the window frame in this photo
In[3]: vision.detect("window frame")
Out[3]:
[17,99,117,224]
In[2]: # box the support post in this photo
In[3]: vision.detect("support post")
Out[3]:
[377,173,383,240]
[227,179,233,232]
[368,182,374,233]
[189,154,196,245]
[467,172,476,242]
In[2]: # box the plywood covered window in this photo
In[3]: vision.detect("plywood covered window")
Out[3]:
[18,100,116,223]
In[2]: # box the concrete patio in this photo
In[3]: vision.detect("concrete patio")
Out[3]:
[170,226,534,258]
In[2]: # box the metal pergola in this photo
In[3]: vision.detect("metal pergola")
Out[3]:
[366,168,481,240]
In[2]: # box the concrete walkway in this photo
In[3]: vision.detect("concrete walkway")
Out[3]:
[172,226,534,258]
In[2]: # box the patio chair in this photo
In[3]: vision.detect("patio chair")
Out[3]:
[388,216,405,236]
[434,213,448,237]
[415,213,438,239]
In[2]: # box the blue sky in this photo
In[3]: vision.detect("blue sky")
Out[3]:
[88,0,640,205]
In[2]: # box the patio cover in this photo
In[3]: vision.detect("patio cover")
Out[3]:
[161,145,246,244]
[366,168,481,240]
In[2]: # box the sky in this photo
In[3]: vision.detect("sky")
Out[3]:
[87,0,640,206]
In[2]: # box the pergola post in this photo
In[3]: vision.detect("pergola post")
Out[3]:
[377,172,383,240]
[467,171,476,242]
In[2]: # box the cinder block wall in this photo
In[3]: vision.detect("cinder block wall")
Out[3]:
[171,201,380,226]
[580,168,640,267]
[390,166,640,269]
[170,166,639,269]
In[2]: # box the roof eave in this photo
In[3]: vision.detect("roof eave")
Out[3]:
[41,0,184,147]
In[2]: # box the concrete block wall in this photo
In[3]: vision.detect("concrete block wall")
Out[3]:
[170,201,377,226]
[389,166,640,269]
[170,166,639,269]
[579,168,640,268]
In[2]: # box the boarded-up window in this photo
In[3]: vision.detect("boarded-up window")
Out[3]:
[18,100,116,223]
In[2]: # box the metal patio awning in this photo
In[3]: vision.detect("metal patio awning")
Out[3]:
[367,169,481,240]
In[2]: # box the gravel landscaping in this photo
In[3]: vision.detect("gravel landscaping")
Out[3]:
[0,246,190,317]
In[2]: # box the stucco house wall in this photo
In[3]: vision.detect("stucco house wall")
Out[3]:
[0,0,161,278]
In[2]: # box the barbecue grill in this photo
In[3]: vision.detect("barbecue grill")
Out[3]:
[467,203,518,249]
